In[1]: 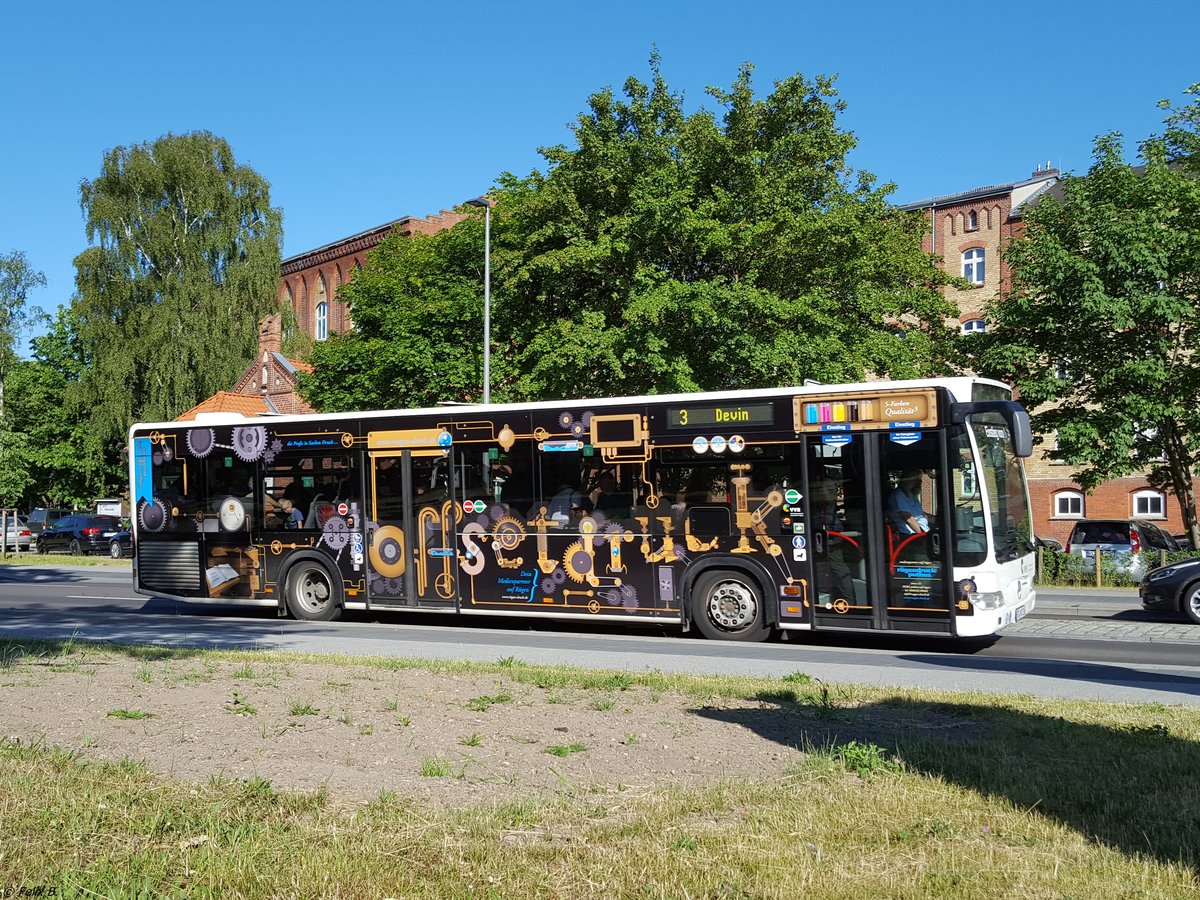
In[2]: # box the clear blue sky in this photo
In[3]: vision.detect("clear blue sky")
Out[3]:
[2,0,1194,354]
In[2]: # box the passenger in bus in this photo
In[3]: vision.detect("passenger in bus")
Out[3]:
[279,498,304,528]
[889,469,930,535]
[593,472,633,519]
[548,483,583,524]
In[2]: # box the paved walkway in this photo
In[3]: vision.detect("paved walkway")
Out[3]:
[1009,615,1200,644]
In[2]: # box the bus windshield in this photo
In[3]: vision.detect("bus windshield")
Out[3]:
[971,414,1034,564]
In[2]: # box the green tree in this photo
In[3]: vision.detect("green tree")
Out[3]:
[72,131,283,463]
[977,87,1200,545]
[301,58,957,411]
[0,309,101,508]
[0,250,47,418]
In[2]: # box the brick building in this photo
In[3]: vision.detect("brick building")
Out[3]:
[183,208,469,420]
[902,169,1190,545]
[278,209,467,341]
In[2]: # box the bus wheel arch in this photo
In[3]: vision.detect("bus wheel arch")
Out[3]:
[281,555,343,622]
[686,564,772,642]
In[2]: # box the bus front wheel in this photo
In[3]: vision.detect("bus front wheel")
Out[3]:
[285,561,343,622]
[690,570,769,642]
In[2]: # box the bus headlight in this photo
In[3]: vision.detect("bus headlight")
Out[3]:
[970,591,1004,610]
[958,578,1004,610]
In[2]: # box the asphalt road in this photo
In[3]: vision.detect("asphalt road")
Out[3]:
[0,564,1197,707]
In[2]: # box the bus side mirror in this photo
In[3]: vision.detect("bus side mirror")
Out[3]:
[950,401,1033,459]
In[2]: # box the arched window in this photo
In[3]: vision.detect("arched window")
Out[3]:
[1054,490,1084,518]
[967,210,979,230]
[1133,489,1165,518]
[963,248,985,285]
[961,317,986,335]
[315,301,328,341]
[315,274,328,340]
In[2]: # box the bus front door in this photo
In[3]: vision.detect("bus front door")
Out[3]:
[807,434,952,633]
[367,451,458,609]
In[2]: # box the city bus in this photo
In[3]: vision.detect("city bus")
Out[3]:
[127,377,1036,641]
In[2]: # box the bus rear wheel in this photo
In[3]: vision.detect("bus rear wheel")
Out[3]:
[285,561,343,622]
[690,570,769,642]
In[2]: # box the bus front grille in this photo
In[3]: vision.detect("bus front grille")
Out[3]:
[139,542,201,593]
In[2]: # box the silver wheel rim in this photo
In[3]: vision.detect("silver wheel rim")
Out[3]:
[111,542,121,559]
[705,580,759,631]
[1187,588,1200,621]
[294,569,332,616]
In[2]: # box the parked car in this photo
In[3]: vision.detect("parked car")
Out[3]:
[1066,518,1181,583]
[1140,557,1200,624]
[26,507,71,536]
[3,516,32,552]
[107,530,132,559]
[35,514,123,556]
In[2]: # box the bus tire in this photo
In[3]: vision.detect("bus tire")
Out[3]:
[284,560,343,622]
[690,569,769,642]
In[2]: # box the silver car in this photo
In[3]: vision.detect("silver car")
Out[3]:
[3,516,32,552]
[1067,519,1180,583]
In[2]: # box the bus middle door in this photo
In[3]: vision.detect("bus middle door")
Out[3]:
[367,450,459,609]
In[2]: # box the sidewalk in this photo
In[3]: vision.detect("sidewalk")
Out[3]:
[1009,616,1200,644]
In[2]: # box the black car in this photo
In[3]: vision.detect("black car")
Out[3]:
[35,514,123,556]
[107,531,132,559]
[1139,557,1200,625]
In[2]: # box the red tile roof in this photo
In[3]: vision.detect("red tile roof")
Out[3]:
[175,391,271,421]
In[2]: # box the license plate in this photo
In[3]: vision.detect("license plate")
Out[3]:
[1013,604,1027,622]
[102,531,117,538]
[1081,549,1093,558]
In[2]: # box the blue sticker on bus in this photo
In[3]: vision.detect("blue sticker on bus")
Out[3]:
[821,434,852,446]
[134,437,153,504]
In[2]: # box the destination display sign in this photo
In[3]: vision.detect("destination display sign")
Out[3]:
[666,403,774,430]
[793,388,938,433]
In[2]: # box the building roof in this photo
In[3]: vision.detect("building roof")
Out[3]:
[898,169,1060,212]
[175,391,277,421]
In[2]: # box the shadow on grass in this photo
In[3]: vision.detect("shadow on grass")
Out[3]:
[0,637,209,669]
[695,694,1200,874]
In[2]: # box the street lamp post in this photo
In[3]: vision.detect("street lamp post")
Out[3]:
[465,196,495,404]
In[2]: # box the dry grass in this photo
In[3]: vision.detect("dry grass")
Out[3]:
[0,641,1197,897]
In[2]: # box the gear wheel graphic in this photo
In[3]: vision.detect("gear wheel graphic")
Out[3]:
[540,566,567,594]
[563,541,592,583]
[557,411,575,431]
[138,498,169,533]
[186,428,216,458]
[161,444,174,463]
[262,437,283,465]
[600,522,625,543]
[619,584,638,610]
[232,426,267,462]
[493,516,525,550]
[321,516,351,551]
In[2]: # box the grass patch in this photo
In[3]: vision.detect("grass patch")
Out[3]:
[0,641,1198,896]
[544,742,587,757]
[288,701,319,717]
[419,756,453,777]
[466,692,512,712]
[105,709,153,720]
[0,552,129,568]
[224,691,257,716]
